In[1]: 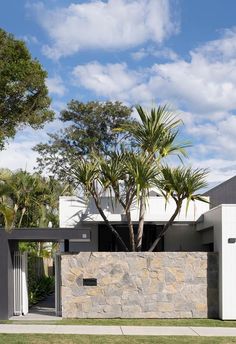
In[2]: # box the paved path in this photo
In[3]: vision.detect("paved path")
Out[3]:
[0,325,236,336]
[10,294,59,321]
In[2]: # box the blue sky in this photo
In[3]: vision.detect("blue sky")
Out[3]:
[1,0,236,187]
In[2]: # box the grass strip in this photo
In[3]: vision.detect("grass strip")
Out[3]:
[2,318,236,327]
[1,335,236,344]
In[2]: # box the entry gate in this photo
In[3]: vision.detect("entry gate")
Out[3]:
[13,252,28,315]
[13,251,62,317]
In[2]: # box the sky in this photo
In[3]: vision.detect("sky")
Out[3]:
[1,0,236,189]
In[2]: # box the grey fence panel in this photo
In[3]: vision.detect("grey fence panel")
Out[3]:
[55,254,62,317]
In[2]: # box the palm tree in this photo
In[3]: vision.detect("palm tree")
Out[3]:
[117,105,190,250]
[34,176,74,228]
[0,169,15,230]
[118,105,189,160]
[64,104,206,253]
[0,169,74,231]
[148,165,208,251]
[124,153,159,251]
[98,152,136,251]
[69,157,129,252]
[99,152,159,251]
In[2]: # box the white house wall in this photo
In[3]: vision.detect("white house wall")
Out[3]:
[221,205,236,320]
[59,196,209,228]
[197,205,236,320]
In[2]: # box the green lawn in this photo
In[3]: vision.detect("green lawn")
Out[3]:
[2,318,236,327]
[0,335,236,344]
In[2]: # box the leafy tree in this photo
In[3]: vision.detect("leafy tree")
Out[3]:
[0,169,16,229]
[0,170,73,230]
[35,102,208,252]
[65,105,205,252]
[0,28,54,148]
[34,100,134,177]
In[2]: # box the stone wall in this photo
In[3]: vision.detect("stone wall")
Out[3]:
[61,252,218,318]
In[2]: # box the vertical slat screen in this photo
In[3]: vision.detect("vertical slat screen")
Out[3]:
[14,252,22,315]
[13,252,28,316]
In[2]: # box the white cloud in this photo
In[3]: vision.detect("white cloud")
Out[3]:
[195,27,236,62]
[190,158,236,186]
[0,117,66,173]
[148,56,236,114]
[28,0,178,59]
[77,27,236,112]
[0,141,38,172]
[20,34,39,44]
[71,28,236,182]
[72,62,142,98]
[188,114,236,158]
[131,46,178,61]
[46,76,67,96]
[72,29,236,114]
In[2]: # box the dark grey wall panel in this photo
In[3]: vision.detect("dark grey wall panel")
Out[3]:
[0,237,9,319]
[204,176,236,208]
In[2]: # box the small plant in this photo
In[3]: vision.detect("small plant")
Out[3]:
[29,275,55,306]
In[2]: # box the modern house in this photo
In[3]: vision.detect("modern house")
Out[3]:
[59,179,236,320]
[1,177,236,320]
[59,192,210,252]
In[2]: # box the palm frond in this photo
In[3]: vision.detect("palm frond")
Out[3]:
[116,104,190,161]
[158,165,209,214]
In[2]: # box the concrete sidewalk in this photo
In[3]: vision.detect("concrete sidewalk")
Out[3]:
[0,324,236,336]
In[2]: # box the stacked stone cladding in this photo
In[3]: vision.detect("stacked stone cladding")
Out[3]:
[61,252,218,318]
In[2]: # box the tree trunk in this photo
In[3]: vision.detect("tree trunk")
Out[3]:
[113,188,135,251]
[136,193,145,251]
[93,195,129,252]
[148,203,181,252]
[126,210,135,251]
[18,207,26,228]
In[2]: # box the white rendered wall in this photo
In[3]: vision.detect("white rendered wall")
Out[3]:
[197,205,236,320]
[60,195,209,228]
[221,205,236,320]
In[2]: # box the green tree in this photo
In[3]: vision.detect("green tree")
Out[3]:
[66,105,199,252]
[116,105,190,251]
[148,166,208,251]
[98,151,159,251]
[34,100,134,177]
[69,157,129,251]
[0,28,53,148]
[118,105,189,160]
[0,170,73,230]
[0,170,15,229]
[36,102,208,252]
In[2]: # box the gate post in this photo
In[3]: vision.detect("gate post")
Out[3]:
[55,253,62,316]
[0,238,18,319]
[0,236,9,319]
